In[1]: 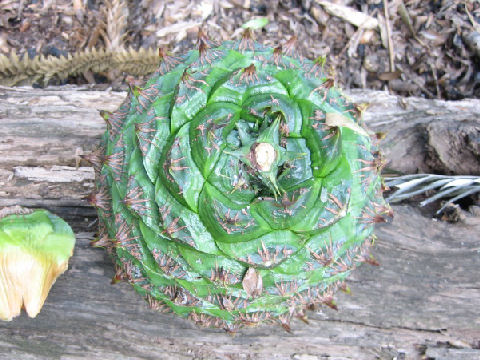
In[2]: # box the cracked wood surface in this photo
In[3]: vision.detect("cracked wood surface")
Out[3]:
[0,206,478,360]
[0,86,479,359]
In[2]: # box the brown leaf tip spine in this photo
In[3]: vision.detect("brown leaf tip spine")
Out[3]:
[239,64,259,84]
[239,29,255,52]
[283,36,297,56]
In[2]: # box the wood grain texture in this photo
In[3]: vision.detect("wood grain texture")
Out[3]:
[1,85,479,207]
[0,86,479,359]
[0,206,478,360]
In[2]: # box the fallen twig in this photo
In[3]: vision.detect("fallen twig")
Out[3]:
[383,0,395,73]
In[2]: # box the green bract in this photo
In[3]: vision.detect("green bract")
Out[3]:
[89,34,391,330]
[0,207,75,321]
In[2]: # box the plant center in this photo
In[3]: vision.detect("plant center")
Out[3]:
[253,143,276,172]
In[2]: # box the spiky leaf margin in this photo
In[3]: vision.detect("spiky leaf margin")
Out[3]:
[88,35,391,330]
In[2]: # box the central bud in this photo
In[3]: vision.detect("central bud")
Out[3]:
[253,142,276,172]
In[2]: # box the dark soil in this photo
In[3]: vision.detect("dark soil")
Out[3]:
[1,0,479,99]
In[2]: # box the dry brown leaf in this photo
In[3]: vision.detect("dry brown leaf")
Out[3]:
[325,112,369,137]
[193,0,214,20]
[359,29,376,44]
[315,0,378,30]
[377,70,402,81]
[464,32,480,58]
[0,32,8,53]
[229,0,251,9]
[398,2,416,37]
[419,30,450,46]
[376,13,388,50]
[219,0,235,9]
[156,21,202,38]
[242,267,262,298]
[73,0,84,12]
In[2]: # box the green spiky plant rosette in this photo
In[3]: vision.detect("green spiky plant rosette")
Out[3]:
[86,30,392,330]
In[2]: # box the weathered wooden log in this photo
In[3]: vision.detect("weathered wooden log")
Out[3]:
[1,86,479,209]
[0,86,479,359]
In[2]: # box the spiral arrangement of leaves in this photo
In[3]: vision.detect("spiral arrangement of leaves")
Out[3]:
[87,33,391,330]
